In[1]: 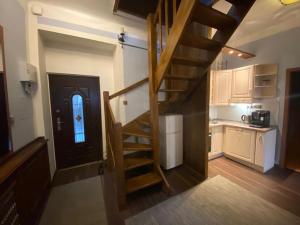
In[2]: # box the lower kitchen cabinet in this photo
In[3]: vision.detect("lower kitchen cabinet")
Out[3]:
[223,126,276,173]
[210,126,223,159]
[255,130,277,172]
[224,127,256,163]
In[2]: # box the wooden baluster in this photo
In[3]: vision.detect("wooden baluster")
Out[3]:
[158,0,163,54]
[114,122,126,209]
[165,0,169,38]
[103,91,112,170]
[173,0,177,22]
[147,13,160,172]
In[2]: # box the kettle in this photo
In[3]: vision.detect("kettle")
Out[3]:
[241,115,251,124]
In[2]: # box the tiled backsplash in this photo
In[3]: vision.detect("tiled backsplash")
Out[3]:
[210,98,279,126]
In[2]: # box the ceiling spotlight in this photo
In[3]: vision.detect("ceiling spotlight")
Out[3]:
[280,0,300,5]
[238,53,243,57]
[229,50,234,54]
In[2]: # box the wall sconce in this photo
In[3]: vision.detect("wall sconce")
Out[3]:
[280,0,299,5]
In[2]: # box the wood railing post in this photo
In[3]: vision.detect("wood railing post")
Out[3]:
[103,91,112,170]
[147,14,160,167]
[114,123,126,209]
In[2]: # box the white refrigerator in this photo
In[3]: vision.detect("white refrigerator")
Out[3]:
[159,114,183,170]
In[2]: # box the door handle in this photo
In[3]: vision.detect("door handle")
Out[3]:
[56,117,64,131]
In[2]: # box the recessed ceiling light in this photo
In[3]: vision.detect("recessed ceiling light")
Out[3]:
[280,0,299,5]
[238,53,243,57]
[229,50,234,54]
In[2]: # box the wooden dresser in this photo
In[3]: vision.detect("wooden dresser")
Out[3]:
[0,137,51,225]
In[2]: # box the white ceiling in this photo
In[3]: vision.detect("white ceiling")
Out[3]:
[30,0,300,46]
[215,0,300,46]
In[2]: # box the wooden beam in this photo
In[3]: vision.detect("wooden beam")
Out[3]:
[154,0,197,93]
[147,14,160,164]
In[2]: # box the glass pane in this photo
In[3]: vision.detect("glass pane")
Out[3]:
[72,95,86,143]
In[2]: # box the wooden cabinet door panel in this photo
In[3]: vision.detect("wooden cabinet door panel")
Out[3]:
[224,127,256,163]
[232,66,253,99]
[211,126,223,153]
[214,70,232,105]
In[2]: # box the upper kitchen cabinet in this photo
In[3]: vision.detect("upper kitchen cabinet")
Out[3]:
[231,65,253,103]
[253,64,278,99]
[212,70,232,105]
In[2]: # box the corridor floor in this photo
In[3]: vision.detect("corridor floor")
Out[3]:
[39,176,108,225]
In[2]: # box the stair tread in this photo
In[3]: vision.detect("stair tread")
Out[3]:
[192,3,237,31]
[123,125,152,138]
[164,75,199,80]
[126,172,162,194]
[181,34,223,51]
[226,0,249,5]
[159,89,186,93]
[123,142,152,151]
[173,56,209,67]
[124,158,154,171]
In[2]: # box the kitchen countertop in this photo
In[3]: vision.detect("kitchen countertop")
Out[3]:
[209,120,276,132]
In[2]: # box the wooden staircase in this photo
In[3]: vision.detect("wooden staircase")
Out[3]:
[103,0,256,209]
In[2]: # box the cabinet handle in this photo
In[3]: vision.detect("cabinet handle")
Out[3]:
[259,135,263,144]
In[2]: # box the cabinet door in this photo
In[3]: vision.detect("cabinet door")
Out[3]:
[224,127,256,163]
[231,66,253,99]
[214,70,232,105]
[211,126,223,153]
[210,71,214,105]
[255,132,264,167]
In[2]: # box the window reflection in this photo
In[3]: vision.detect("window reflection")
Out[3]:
[72,94,86,143]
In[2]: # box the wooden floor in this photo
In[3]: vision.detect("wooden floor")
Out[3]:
[209,157,300,218]
[103,157,300,225]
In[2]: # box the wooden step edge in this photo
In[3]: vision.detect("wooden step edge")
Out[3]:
[172,56,210,67]
[163,75,199,80]
[181,35,223,51]
[124,158,154,171]
[192,3,238,31]
[123,131,152,139]
[126,172,162,194]
[158,89,187,93]
[123,143,153,151]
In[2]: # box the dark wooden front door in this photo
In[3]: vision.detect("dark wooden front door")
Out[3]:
[283,69,300,172]
[49,74,102,169]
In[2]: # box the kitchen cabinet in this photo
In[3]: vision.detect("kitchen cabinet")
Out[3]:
[210,71,214,105]
[231,65,253,102]
[255,130,277,172]
[223,127,256,163]
[209,126,223,159]
[213,69,232,105]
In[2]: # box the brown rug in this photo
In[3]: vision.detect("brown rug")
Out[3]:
[126,175,300,225]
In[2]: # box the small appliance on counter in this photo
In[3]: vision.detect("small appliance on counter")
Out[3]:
[241,114,252,124]
[250,110,271,128]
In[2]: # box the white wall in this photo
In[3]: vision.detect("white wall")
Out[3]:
[44,39,116,160]
[38,34,56,177]
[123,45,149,123]
[0,0,35,150]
